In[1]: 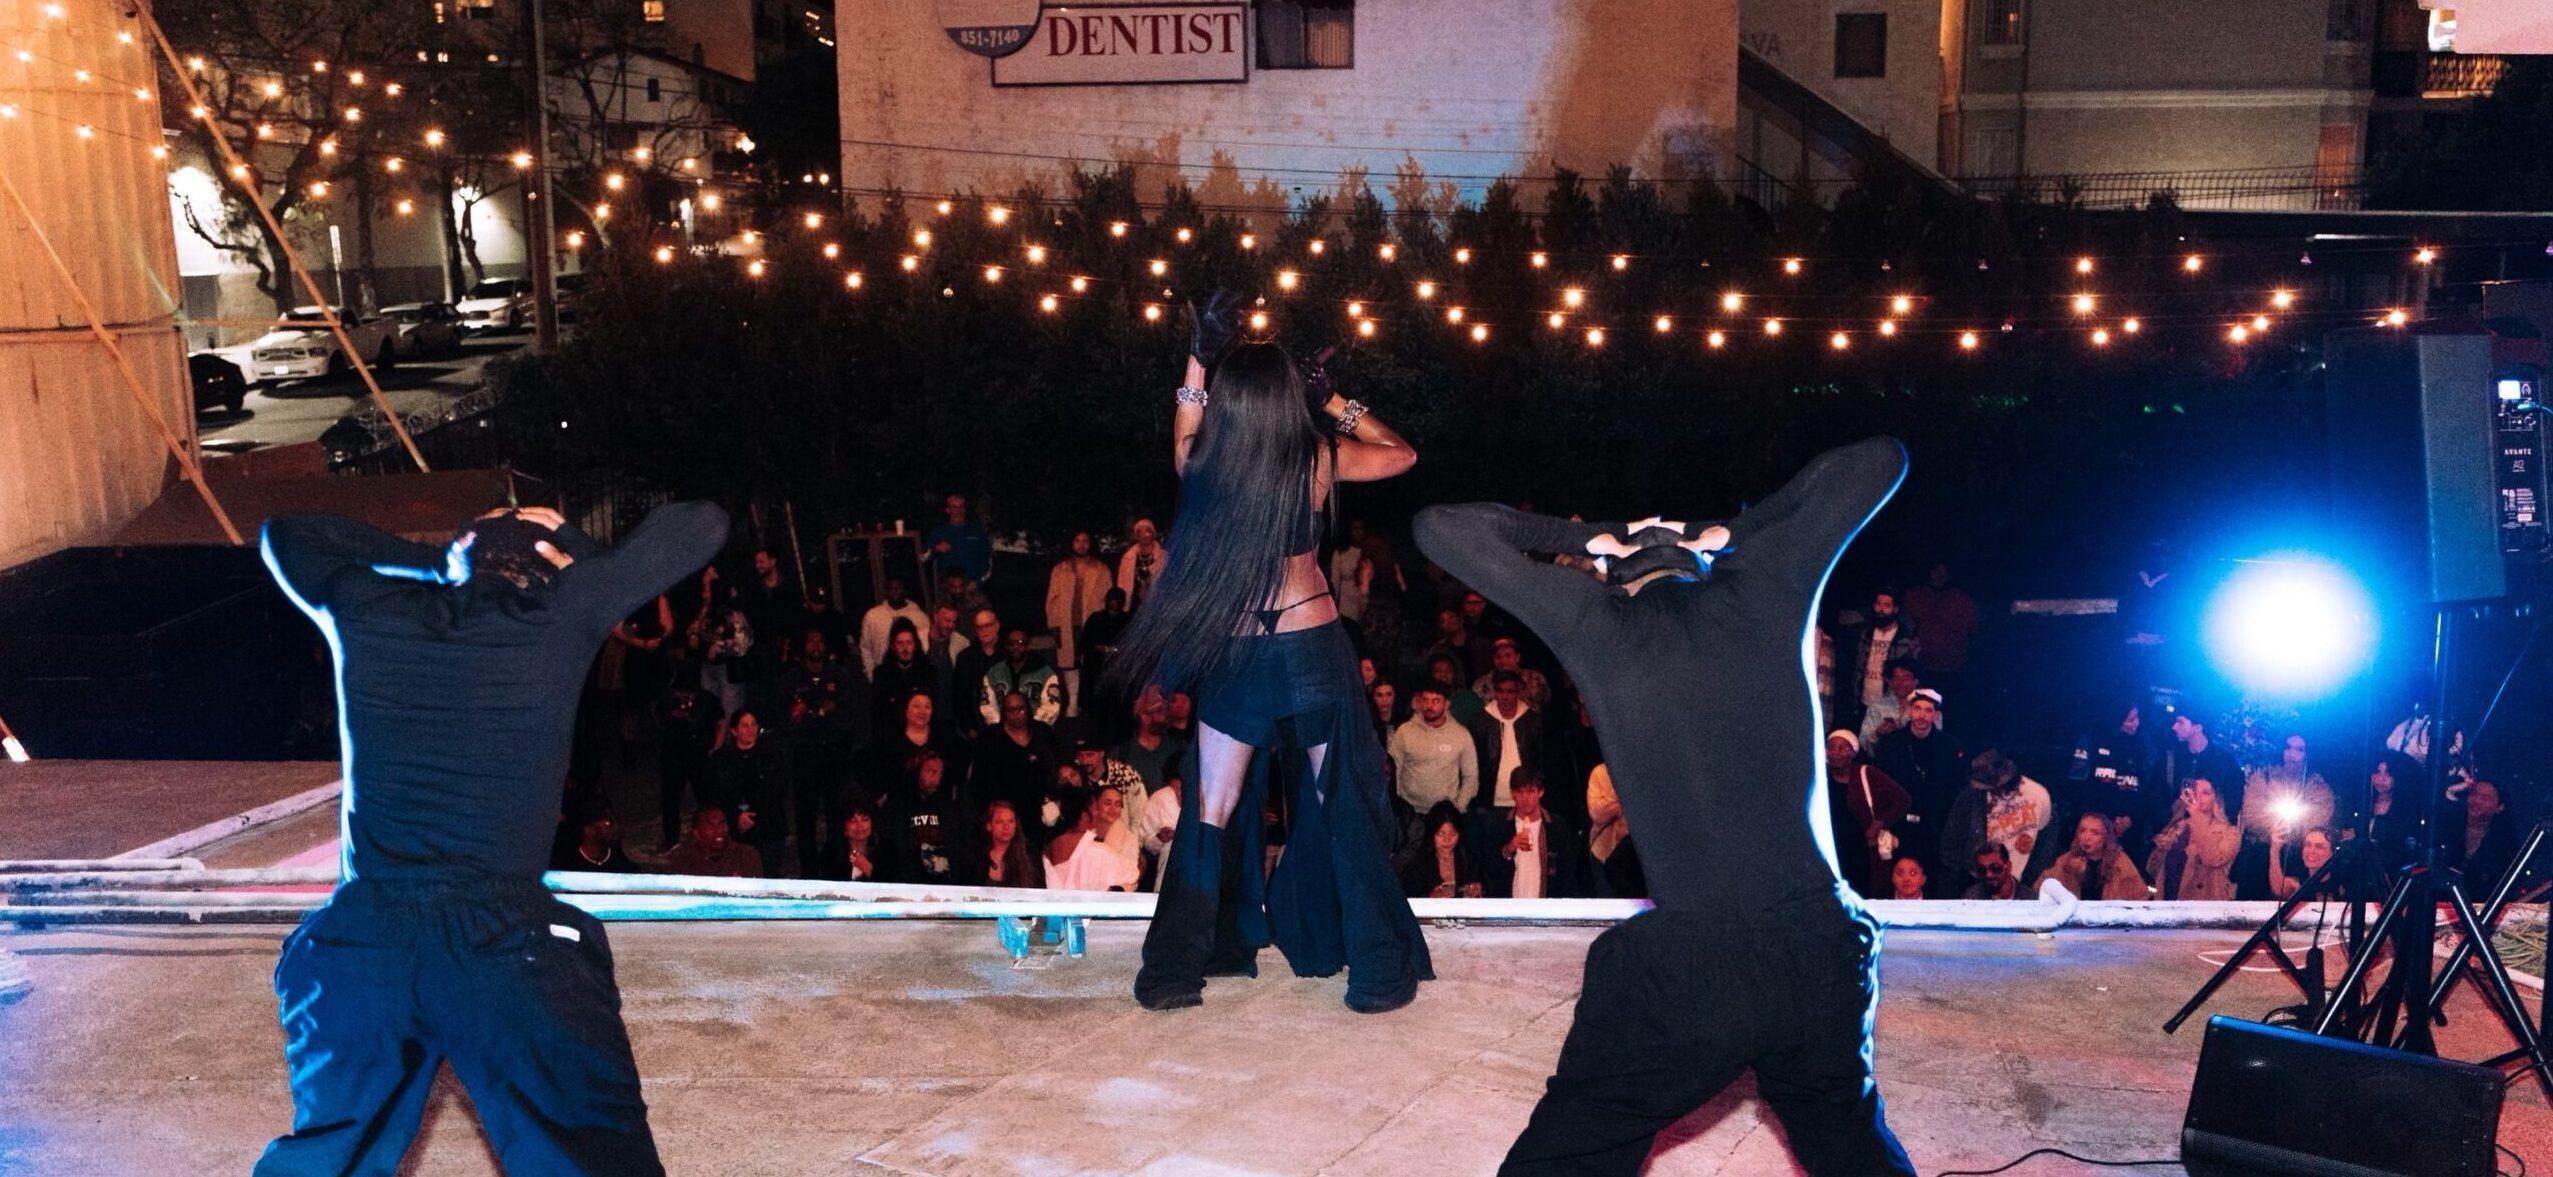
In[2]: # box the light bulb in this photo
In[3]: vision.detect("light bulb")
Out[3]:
[1357,319,1376,338]
[1277,271,1299,291]
[822,243,841,259]
[1308,239,1326,255]
[1445,307,1465,324]
[747,260,766,278]
[1529,251,1548,268]
[1040,294,1059,313]
[2123,317,2142,334]
[1248,310,1270,331]
[1148,259,1168,277]
[1763,318,1783,336]
[2271,289,2295,309]
[1611,254,1629,271]
[2184,255,2204,273]
[1239,233,1256,250]
[2091,328,2111,346]
[1455,247,1472,264]
[1890,294,1913,315]
[1069,276,1089,293]
[1378,243,1396,261]
[1546,311,1566,329]
[2075,257,2095,274]
[1026,245,1046,264]
[1415,281,1436,300]
[983,265,1003,283]
[2072,293,2097,315]
[1346,301,1364,318]
[1562,287,1585,309]
[1878,319,1897,337]
[1958,330,1980,350]
[1470,323,1490,343]
[1584,327,1605,347]
[1109,221,1128,237]
[1143,303,1163,322]
[1783,257,1803,275]
[913,229,932,247]
[1829,331,1850,350]
[844,271,863,289]
[1653,315,1672,333]
[656,246,675,263]
[1721,292,1744,312]
[1706,330,1727,349]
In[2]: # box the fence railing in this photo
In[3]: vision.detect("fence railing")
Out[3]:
[1956,166,2365,212]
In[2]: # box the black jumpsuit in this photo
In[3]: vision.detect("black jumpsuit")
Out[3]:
[256,502,728,1177]
[1413,438,1916,1176]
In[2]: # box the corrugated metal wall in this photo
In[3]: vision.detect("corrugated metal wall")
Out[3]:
[0,0,192,570]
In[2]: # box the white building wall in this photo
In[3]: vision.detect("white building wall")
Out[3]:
[1741,0,1943,165]
[837,0,1740,216]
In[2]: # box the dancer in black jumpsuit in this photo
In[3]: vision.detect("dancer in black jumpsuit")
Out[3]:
[256,501,727,1176]
[1414,438,1916,1176]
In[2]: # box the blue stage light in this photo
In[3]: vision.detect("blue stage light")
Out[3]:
[2200,553,2379,700]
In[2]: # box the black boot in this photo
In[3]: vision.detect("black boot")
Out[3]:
[1204,812,1260,978]
[1136,821,1225,1011]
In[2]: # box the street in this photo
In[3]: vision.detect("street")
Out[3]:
[196,331,527,453]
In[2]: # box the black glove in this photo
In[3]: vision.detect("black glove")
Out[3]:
[1186,290,1242,367]
[1301,346,1337,402]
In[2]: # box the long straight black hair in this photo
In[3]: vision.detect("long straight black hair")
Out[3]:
[1106,342,1325,697]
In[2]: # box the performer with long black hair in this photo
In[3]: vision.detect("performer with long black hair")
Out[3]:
[1414,438,1917,1175]
[255,501,727,1176]
[1110,299,1433,1013]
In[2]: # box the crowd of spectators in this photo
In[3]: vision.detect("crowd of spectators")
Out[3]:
[551,496,2535,908]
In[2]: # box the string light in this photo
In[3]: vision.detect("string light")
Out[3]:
[132,87,149,101]
[1783,257,1803,275]
[1958,330,1980,351]
[1040,293,1060,313]
[1562,287,1586,309]
[1653,315,1673,333]
[2091,327,2111,346]
[1025,244,1047,264]
[1143,303,1163,322]
[41,2,64,16]
[741,230,758,245]
[900,254,920,272]
[1529,251,1548,269]
[913,228,932,247]
[306,179,327,196]
[845,271,864,289]
[2228,324,2251,343]
[73,124,94,140]
[1720,291,1744,313]
[1239,233,1256,250]
[1878,319,1897,337]
[1470,323,1490,343]
[2123,317,2142,334]
[384,157,404,173]
[656,245,675,263]
[1611,254,1629,272]
[1069,276,1090,293]
[70,68,89,82]
[605,172,627,192]
[394,198,415,216]
[700,193,722,211]
[1454,247,1472,264]
[1763,318,1783,336]
[228,163,249,179]
[2071,293,2096,315]
[424,128,446,148]
[1357,318,1377,338]
[188,103,207,119]
[384,83,402,97]
[255,123,274,139]
[348,70,365,85]
[632,146,650,163]
[117,30,132,44]
[990,206,1012,225]
[1248,310,1270,331]
[564,230,585,249]
[1705,329,1727,349]
[511,151,534,169]
[593,203,610,221]
[1148,258,1168,277]
[2271,289,2295,309]
[2075,257,2095,275]
[187,55,207,73]
[1890,294,1914,315]
[1276,270,1299,291]
[1108,220,1128,237]
[261,80,283,98]
[148,144,167,159]
[680,157,698,172]
[0,104,14,119]
[982,265,1003,283]
[2415,246,2437,264]
[1171,226,1190,243]
[1829,331,1850,350]
[2383,308,2409,327]
[799,210,821,229]
[319,139,338,157]
[1378,243,1396,262]
[2250,314,2270,331]
[1445,307,1465,324]
[1584,326,1605,347]
[747,260,766,278]
[1415,280,1437,300]
[1308,239,1326,255]
[1346,301,1365,318]
[2184,254,2205,272]
[342,107,361,123]
[822,242,841,259]
[1546,311,1566,330]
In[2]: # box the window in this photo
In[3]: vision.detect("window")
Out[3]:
[1980,0,2022,46]
[1834,13,1887,78]
[642,0,665,21]
[1260,0,1353,70]
[457,0,495,18]
[645,77,661,102]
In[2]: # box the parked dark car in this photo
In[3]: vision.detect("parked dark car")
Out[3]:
[189,351,247,414]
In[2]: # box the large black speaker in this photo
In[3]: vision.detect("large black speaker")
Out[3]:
[2181,1016,2504,1176]
[2325,330,2507,604]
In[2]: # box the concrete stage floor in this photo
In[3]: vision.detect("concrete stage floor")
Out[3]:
[4,919,2549,1175]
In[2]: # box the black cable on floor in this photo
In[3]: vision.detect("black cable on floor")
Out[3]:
[1934,1147,2181,1176]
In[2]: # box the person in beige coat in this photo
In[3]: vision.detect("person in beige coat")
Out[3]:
[2032,812,2151,900]
[2146,777,2242,900]
[1045,531,1113,716]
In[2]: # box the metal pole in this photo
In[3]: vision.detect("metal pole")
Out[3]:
[525,0,560,353]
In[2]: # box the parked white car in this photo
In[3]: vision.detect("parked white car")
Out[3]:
[246,307,397,383]
[454,278,533,332]
[381,301,466,357]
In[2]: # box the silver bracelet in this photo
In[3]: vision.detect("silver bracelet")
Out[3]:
[1332,399,1369,436]
[1175,385,1209,406]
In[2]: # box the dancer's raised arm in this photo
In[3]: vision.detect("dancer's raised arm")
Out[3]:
[261,515,447,614]
[560,501,731,624]
[1412,503,1616,644]
[1713,436,1908,594]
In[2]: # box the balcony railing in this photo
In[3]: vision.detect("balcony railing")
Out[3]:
[1956,166,2364,212]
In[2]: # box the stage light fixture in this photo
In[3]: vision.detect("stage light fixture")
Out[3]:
[2201,553,2378,699]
